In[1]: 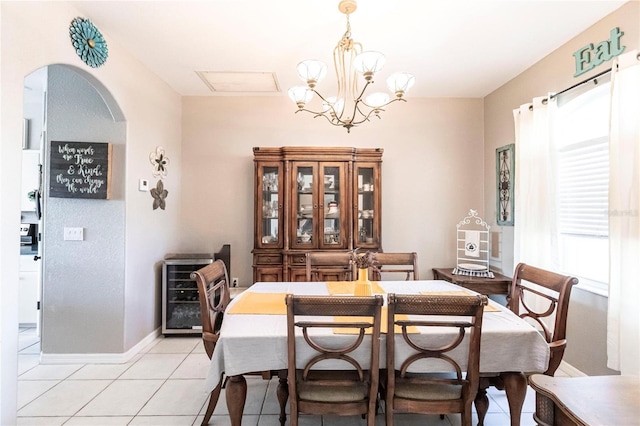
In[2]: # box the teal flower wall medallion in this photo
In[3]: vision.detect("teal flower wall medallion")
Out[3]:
[69,17,108,68]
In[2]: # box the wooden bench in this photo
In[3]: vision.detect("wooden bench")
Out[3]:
[529,374,640,426]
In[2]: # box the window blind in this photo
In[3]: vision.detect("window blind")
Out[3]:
[558,136,609,237]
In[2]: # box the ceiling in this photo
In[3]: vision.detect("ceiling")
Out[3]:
[71,0,627,99]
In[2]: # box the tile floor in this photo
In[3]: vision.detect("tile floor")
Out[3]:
[18,327,544,426]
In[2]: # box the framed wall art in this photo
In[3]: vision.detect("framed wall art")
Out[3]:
[49,141,112,199]
[496,144,515,226]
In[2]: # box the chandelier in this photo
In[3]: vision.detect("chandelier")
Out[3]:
[288,0,415,133]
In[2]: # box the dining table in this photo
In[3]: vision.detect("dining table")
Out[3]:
[205,280,550,426]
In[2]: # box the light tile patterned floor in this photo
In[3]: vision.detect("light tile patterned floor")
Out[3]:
[17,327,543,425]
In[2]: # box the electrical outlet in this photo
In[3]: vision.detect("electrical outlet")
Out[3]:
[232,277,239,287]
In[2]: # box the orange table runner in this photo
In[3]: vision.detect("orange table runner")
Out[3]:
[334,308,419,334]
[227,292,287,315]
[226,288,498,322]
[419,290,501,312]
[326,281,386,295]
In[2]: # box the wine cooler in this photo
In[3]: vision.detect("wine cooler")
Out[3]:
[162,254,213,335]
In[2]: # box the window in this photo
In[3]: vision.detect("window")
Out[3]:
[555,82,610,290]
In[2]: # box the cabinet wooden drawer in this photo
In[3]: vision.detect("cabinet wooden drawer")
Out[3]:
[254,267,283,282]
[255,254,282,265]
[289,254,307,265]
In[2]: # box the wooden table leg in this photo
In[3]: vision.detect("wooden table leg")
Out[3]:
[501,372,527,426]
[226,374,247,426]
[474,377,490,426]
[276,370,288,426]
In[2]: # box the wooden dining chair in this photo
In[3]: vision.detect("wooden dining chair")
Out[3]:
[474,262,579,425]
[370,252,419,280]
[285,294,383,426]
[383,293,487,426]
[305,251,356,281]
[191,259,231,426]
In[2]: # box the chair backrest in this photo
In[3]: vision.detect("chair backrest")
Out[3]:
[371,252,419,280]
[286,294,383,425]
[190,259,231,359]
[508,262,578,375]
[385,293,487,423]
[305,252,356,281]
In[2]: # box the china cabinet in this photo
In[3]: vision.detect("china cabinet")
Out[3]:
[253,147,383,282]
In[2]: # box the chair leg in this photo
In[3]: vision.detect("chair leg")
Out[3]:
[385,402,394,426]
[461,409,472,426]
[201,378,223,426]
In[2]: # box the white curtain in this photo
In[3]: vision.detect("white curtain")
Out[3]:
[513,97,558,271]
[607,50,640,375]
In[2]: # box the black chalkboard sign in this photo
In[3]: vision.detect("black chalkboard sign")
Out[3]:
[49,141,112,199]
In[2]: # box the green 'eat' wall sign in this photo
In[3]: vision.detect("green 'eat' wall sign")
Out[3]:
[573,27,625,77]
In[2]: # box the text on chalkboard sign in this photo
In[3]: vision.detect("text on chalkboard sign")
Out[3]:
[50,141,112,199]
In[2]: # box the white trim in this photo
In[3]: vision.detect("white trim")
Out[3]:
[39,327,161,364]
[558,360,587,377]
[575,278,609,297]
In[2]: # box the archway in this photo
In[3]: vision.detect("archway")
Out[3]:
[18,62,127,361]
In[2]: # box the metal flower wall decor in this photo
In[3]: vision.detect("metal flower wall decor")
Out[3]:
[148,147,171,210]
[151,180,168,210]
[69,17,109,68]
[149,146,170,179]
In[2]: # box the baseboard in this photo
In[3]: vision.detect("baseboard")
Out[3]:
[558,360,587,377]
[39,327,161,364]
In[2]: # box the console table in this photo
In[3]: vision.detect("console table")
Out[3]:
[432,267,512,297]
[529,374,640,426]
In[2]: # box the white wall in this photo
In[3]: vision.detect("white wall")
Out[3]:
[180,96,485,286]
[0,2,182,422]
[483,1,639,375]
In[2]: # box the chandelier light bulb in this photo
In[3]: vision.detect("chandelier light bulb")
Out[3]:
[365,92,390,108]
[296,60,327,89]
[288,86,313,109]
[387,73,415,98]
[353,51,386,80]
[322,97,345,116]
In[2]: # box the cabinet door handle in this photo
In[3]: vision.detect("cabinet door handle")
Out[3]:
[34,256,41,261]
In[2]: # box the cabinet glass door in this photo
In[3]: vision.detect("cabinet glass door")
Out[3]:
[293,164,315,248]
[320,164,347,249]
[258,163,283,248]
[355,163,380,248]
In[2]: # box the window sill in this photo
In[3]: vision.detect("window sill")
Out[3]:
[575,278,608,298]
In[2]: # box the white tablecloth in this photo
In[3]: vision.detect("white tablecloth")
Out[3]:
[205,280,550,393]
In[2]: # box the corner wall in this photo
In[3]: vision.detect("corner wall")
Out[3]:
[483,1,639,375]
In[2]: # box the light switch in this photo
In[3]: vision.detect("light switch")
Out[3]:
[63,227,84,241]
